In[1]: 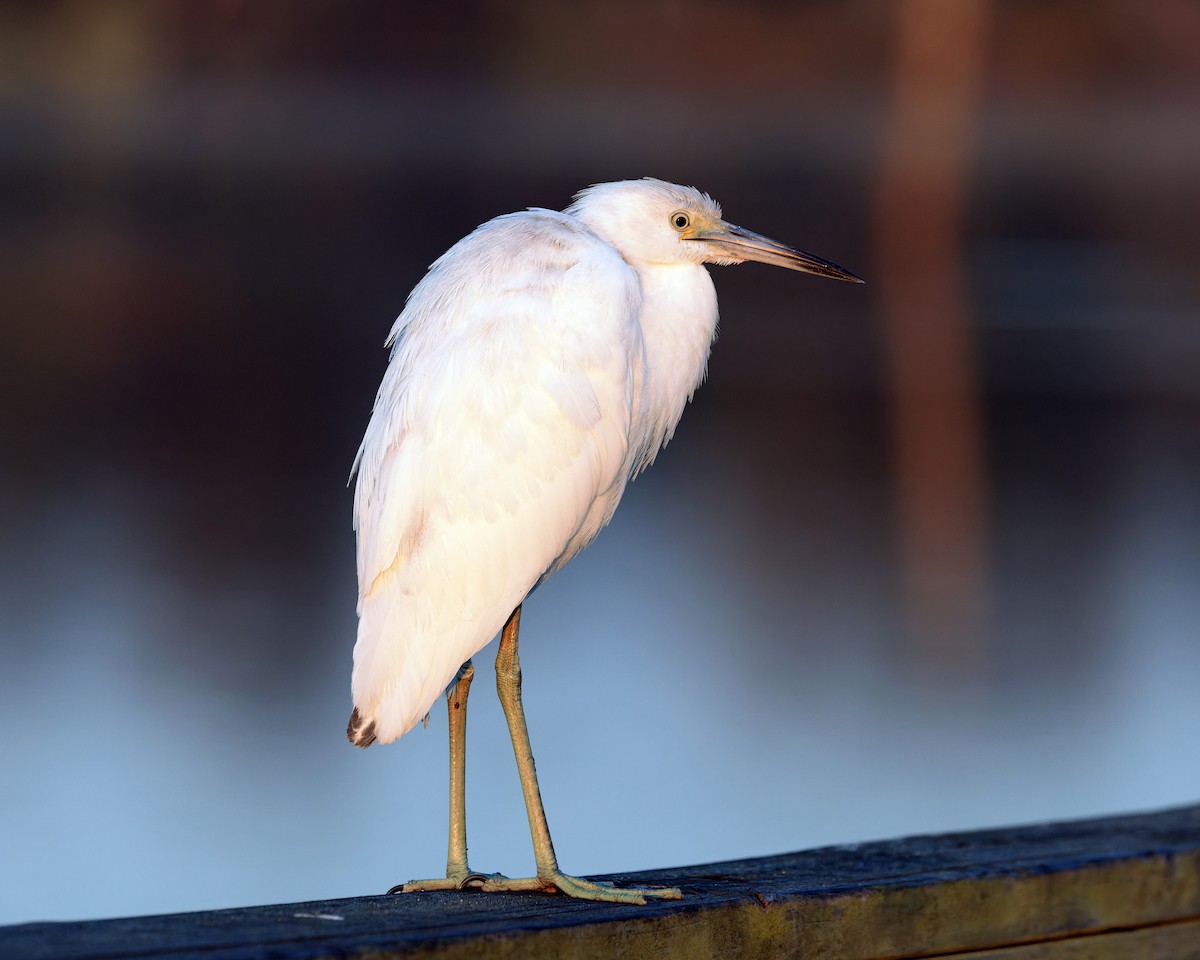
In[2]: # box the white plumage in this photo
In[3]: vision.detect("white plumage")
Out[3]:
[351,180,721,744]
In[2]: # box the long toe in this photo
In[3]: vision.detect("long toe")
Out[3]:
[481,871,682,905]
[395,870,509,894]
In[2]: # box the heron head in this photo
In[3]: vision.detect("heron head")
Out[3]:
[568,178,862,282]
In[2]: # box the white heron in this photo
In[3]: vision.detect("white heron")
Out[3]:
[349,178,862,904]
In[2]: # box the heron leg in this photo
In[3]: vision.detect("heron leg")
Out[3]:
[480,605,682,904]
[394,660,508,894]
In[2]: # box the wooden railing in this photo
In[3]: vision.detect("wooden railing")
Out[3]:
[6,804,1198,959]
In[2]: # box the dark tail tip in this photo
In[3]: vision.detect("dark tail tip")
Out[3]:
[347,707,377,748]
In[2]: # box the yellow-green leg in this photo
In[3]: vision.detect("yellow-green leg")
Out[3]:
[395,660,507,893]
[479,605,682,905]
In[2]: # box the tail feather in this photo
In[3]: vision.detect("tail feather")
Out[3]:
[347,707,377,748]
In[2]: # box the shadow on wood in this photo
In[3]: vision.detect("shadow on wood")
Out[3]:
[5,804,1199,959]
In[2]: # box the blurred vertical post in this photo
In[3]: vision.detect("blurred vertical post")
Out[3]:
[872,0,992,663]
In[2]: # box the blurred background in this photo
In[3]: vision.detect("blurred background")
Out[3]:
[2,0,1198,925]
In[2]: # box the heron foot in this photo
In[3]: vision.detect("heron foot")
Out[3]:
[391,870,509,894]
[480,871,682,905]
[393,869,680,903]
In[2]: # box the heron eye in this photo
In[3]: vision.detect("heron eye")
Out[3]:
[670,211,690,231]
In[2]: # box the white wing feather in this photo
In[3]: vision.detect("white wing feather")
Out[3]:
[350,211,643,744]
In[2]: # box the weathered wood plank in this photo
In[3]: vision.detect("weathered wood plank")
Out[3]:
[942,920,1200,959]
[5,804,1199,960]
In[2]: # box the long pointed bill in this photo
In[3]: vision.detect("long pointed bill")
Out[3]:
[694,222,864,283]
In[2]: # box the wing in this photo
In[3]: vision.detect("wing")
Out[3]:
[350,210,644,744]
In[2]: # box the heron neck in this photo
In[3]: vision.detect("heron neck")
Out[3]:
[627,261,719,474]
